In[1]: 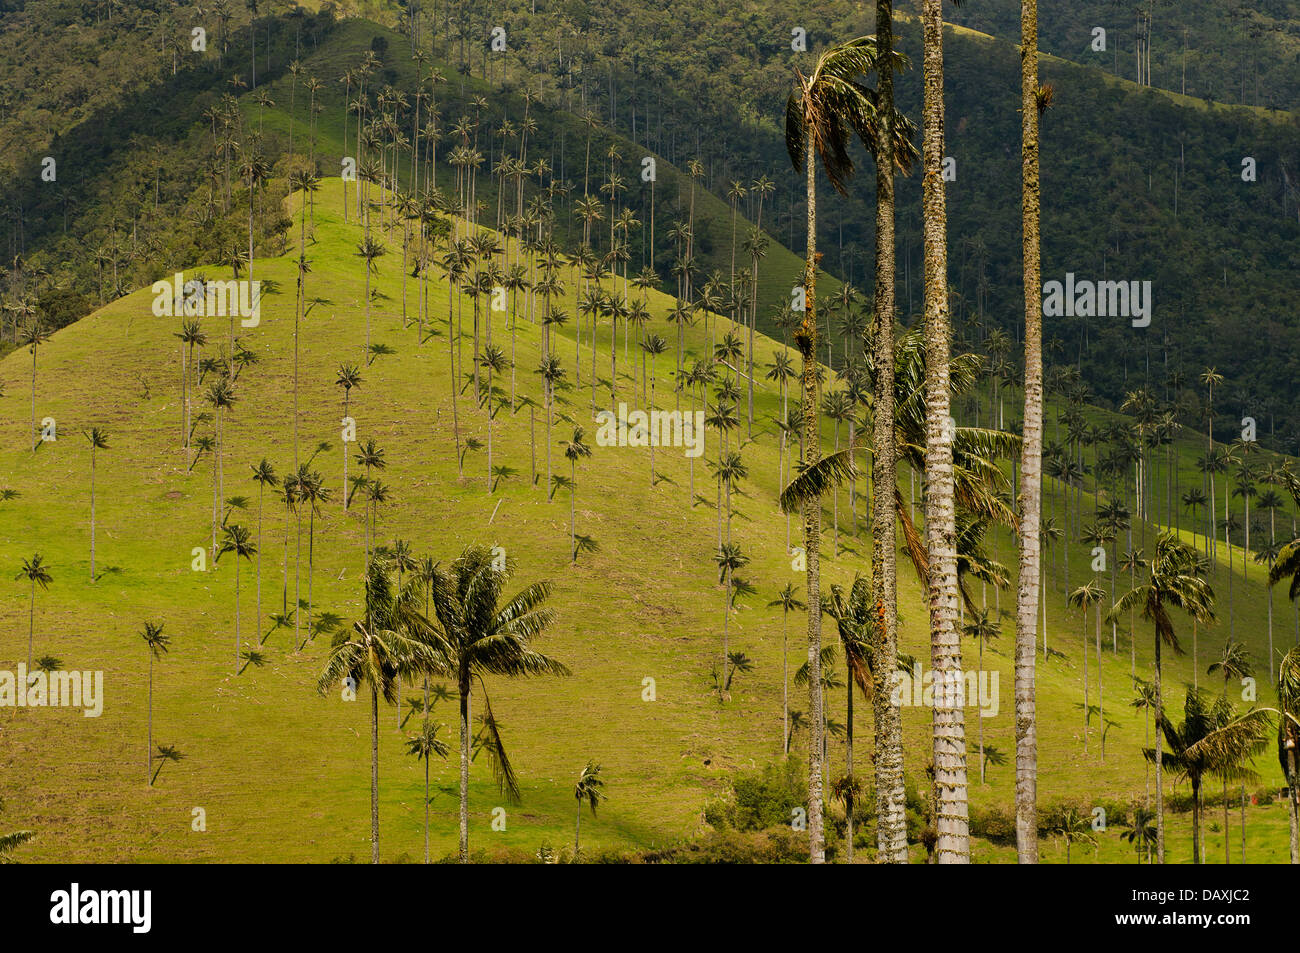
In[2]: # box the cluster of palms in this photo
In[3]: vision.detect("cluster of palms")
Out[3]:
[317,543,576,864]
[769,3,1300,866]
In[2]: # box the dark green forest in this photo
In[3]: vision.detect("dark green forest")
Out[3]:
[2,0,1298,451]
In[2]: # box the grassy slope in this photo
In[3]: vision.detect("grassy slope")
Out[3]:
[0,173,1292,863]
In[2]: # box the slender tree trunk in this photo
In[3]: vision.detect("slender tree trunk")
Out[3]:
[1191,777,1201,864]
[1286,745,1299,864]
[799,143,825,865]
[871,0,908,865]
[90,449,97,581]
[147,654,153,787]
[1155,633,1165,862]
[459,674,470,863]
[1015,0,1043,864]
[922,0,969,863]
[782,609,789,755]
[371,684,380,864]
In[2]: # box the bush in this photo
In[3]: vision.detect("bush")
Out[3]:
[640,828,807,864]
[969,805,1016,845]
[708,757,807,832]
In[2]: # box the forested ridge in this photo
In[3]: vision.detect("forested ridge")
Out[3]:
[3,0,1298,452]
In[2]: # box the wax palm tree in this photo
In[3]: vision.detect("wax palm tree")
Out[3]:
[16,554,51,669]
[824,574,886,863]
[204,378,237,561]
[1200,366,1225,552]
[294,466,332,647]
[317,558,437,864]
[22,319,51,452]
[405,722,450,864]
[642,333,669,484]
[1017,2,1047,845]
[536,355,565,497]
[1121,807,1157,863]
[714,543,750,693]
[249,459,277,635]
[784,34,905,863]
[84,427,109,581]
[335,364,362,508]
[1119,548,1147,676]
[1109,532,1215,863]
[176,319,206,451]
[1068,581,1105,753]
[1192,647,1300,862]
[768,583,806,754]
[1150,687,1262,864]
[140,621,170,786]
[356,234,387,356]
[422,546,570,863]
[479,345,508,485]
[1054,807,1096,864]
[1207,639,1255,862]
[217,524,257,673]
[238,151,271,282]
[962,608,1000,782]
[915,0,972,861]
[1131,678,1158,807]
[561,428,592,561]
[573,760,606,860]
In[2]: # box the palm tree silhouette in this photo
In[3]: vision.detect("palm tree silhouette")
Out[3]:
[1109,532,1215,863]
[140,622,170,786]
[16,554,52,669]
[421,546,569,863]
[249,459,278,635]
[768,583,806,754]
[405,722,450,864]
[217,524,257,673]
[561,428,592,561]
[334,364,362,509]
[84,427,109,581]
[318,557,438,864]
[573,761,607,860]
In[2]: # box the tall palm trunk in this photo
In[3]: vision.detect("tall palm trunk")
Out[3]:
[233,560,241,673]
[370,684,380,864]
[27,579,35,669]
[458,673,471,863]
[1285,744,1299,863]
[1154,633,1165,862]
[798,143,825,865]
[871,0,908,865]
[1014,0,1043,864]
[90,447,98,581]
[782,607,790,755]
[1191,776,1202,864]
[922,0,969,863]
[256,486,264,635]
[146,653,153,786]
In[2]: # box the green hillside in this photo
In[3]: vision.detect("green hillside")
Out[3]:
[0,172,1294,862]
